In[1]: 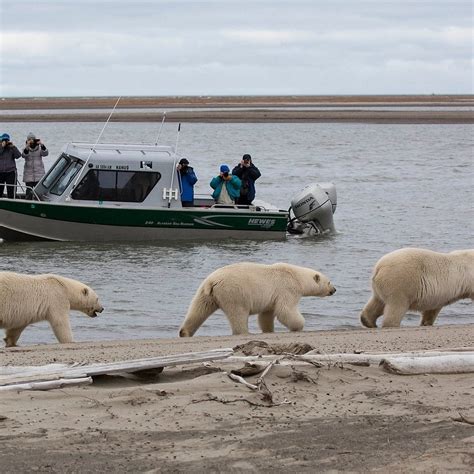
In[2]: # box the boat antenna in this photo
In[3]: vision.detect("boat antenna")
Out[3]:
[175,122,181,153]
[71,96,121,191]
[86,96,122,161]
[154,112,166,145]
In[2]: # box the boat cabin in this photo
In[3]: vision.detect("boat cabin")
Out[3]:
[34,142,203,208]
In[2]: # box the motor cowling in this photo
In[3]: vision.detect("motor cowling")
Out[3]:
[289,182,337,234]
[318,182,337,214]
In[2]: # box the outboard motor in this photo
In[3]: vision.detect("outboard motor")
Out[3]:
[288,182,337,235]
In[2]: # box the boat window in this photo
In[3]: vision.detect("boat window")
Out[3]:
[71,170,161,202]
[49,161,83,196]
[42,155,70,189]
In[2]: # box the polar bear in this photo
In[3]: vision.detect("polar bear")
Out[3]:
[360,248,474,328]
[179,262,336,337]
[0,272,104,347]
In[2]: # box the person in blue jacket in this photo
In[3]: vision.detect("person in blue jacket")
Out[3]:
[177,158,198,207]
[232,153,261,205]
[210,164,241,204]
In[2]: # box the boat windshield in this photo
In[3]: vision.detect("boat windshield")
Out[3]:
[71,169,161,202]
[50,161,83,196]
[42,155,73,189]
[41,154,84,197]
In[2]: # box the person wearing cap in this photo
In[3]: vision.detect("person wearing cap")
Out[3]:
[0,133,21,199]
[210,164,242,205]
[21,132,49,199]
[176,157,198,207]
[232,153,261,205]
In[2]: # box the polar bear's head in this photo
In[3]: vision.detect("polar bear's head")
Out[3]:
[310,271,336,297]
[79,286,104,318]
[63,280,104,317]
[42,274,104,319]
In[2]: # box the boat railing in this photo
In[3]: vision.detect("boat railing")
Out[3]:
[2,183,41,201]
[210,203,286,213]
[67,142,175,154]
[210,203,274,212]
[211,203,253,209]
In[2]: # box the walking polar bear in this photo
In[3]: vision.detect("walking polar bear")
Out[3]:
[360,248,474,328]
[0,272,104,347]
[179,262,336,337]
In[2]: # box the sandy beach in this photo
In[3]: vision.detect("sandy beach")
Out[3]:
[1,325,473,472]
[2,95,473,123]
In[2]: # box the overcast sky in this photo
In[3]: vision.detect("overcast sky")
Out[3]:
[0,0,472,97]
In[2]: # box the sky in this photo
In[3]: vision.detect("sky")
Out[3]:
[0,0,472,97]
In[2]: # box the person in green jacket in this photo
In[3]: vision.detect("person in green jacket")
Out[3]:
[210,164,241,204]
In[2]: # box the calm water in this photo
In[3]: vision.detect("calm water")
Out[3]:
[0,120,473,344]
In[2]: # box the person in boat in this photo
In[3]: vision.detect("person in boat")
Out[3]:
[0,133,21,199]
[210,164,242,205]
[177,158,198,207]
[232,153,261,205]
[21,132,49,200]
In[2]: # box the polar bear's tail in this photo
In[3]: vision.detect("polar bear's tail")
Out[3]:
[179,279,219,337]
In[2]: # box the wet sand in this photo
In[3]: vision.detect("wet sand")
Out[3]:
[2,95,473,123]
[1,324,473,472]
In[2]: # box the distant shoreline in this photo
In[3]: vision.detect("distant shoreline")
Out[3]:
[2,94,474,109]
[2,110,473,124]
[2,95,473,123]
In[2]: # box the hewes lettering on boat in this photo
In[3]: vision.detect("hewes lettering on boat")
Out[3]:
[248,218,276,229]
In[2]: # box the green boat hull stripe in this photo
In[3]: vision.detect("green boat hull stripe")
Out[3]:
[0,200,288,232]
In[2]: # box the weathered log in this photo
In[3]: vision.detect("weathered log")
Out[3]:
[381,354,474,375]
[228,350,474,367]
[0,348,233,387]
[0,377,92,392]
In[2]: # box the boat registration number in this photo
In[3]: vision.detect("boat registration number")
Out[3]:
[96,165,130,170]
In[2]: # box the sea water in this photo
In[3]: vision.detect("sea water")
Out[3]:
[0,120,472,344]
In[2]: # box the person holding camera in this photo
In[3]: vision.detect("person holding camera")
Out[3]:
[177,157,198,207]
[22,132,49,199]
[210,164,242,205]
[232,153,261,205]
[0,133,21,199]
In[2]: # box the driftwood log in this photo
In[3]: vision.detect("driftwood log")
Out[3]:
[0,348,233,391]
[227,350,474,369]
[380,354,474,375]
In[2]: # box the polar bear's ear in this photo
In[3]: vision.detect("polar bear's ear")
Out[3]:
[82,287,89,296]
[313,273,320,283]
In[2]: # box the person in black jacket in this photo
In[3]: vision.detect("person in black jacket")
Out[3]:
[232,154,261,205]
[0,133,21,199]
